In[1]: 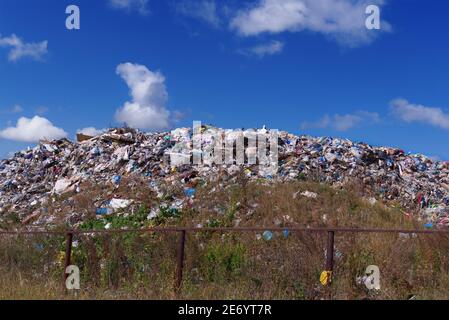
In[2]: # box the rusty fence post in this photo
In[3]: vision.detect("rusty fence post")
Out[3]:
[323,230,335,296]
[175,229,186,294]
[63,231,73,292]
[326,231,335,273]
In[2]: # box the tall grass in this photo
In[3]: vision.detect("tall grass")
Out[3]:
[0,178,448,300]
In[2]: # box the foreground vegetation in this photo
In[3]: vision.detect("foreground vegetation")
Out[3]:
[1,176,448,299]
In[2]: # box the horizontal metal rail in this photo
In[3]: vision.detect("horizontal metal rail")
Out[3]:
[0,226,448,235]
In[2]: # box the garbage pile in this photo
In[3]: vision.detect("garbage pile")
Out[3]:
[1,126,448,228]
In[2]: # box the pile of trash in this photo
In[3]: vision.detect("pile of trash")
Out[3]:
[1,126,448,229]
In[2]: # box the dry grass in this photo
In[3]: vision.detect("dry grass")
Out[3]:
[0,175,448,300]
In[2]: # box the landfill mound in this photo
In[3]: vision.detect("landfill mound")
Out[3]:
[1,126,448,229]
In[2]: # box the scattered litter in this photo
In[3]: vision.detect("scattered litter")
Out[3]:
[366,197,378,206]
[53,178,73,195]
[109,198,132,210]
[147,209,158,220]
[399,233,417,239]
[300,191,318,199]
[184,188,196,198]
[96,208,111,216]
[112,175,121,185]
[335,249,343,259]
[262,230,273,241]
[320,271,332,286]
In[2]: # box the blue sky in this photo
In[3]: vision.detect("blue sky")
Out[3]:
[0,0,448,159]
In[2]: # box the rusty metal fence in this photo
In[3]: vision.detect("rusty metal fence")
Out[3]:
[1,226,449,297]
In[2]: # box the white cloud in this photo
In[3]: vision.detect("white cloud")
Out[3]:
[301,114,331,130]
[35,106,49,115]
[77,127,106,136]
[175,0,221,27]
[109,0,149,15]
[115,63,172,130]
[11,104,23,113]
[333,111,379,131]
[242,40,284,57]
[0,116,67,142]
[1,104,23,114]
[301,110,380,131]
[0,34,48,62]
[230,0,391,47]
[390,98,449,130]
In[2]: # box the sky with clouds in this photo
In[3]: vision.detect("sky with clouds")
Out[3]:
[0,0,448,159]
